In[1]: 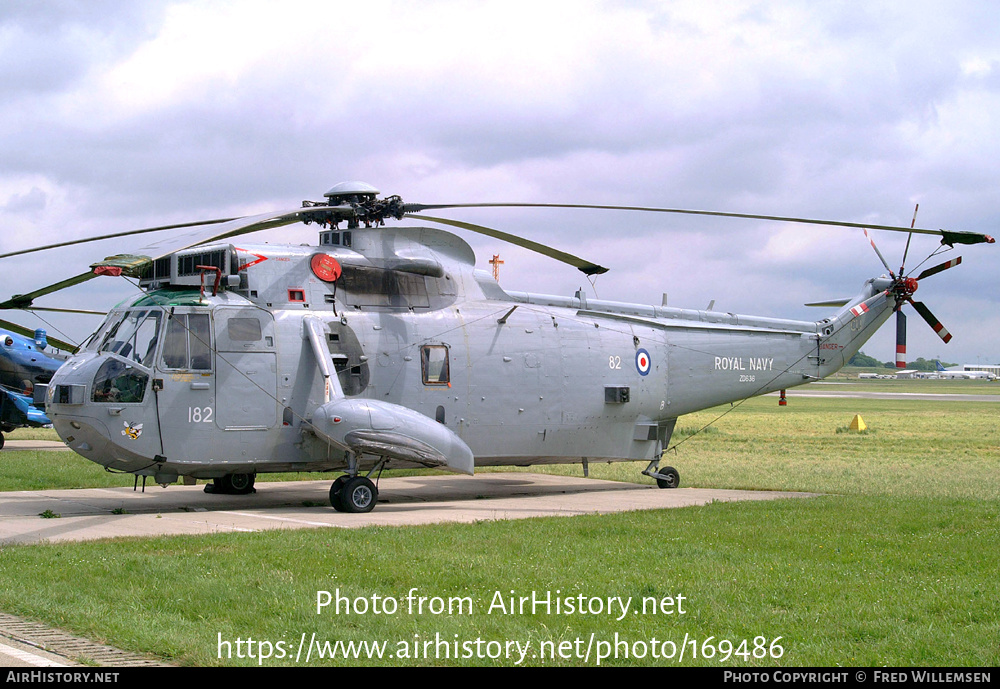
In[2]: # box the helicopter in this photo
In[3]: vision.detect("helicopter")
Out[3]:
[0,182,992,512]
[0,327,70,449]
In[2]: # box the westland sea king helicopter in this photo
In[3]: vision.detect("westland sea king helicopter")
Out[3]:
[0,182,992,512]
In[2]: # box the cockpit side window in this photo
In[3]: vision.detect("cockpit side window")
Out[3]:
[160,317,187,369]
[160,313,212,370]
[188,314,212,369]
[92,358,148,404]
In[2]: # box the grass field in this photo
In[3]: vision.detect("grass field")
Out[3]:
[0,380,997,666]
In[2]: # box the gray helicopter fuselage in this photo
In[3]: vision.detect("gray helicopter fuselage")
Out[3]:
[45,225,895,483]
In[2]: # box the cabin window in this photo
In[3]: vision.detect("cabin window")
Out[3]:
[227,317,262,342]
[161,313,212,370]
[420,345,450,386]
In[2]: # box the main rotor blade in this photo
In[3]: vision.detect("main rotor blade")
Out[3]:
[2,205,352,309]
[403,213,609,276]
[0,272,97,310]
[915,256,962,281]
[28,307,107,316]
[91,205,350,277]
[909,300,953,343]
[0,217,240,261]
[0,318,77,353]
[403,203,996,246]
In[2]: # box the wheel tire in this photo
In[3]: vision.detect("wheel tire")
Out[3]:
[340,477,378,513]
[656,466,680,489]
[216,473,256,495]
[329,475,349,512]
[0,432,5,451]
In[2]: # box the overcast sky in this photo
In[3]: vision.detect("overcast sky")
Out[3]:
[1,0,997,365]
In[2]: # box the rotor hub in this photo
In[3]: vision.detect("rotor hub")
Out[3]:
[894,276,919,300]
[304,182,405,229]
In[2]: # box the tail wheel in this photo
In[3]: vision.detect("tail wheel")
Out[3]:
[656,467,680,489]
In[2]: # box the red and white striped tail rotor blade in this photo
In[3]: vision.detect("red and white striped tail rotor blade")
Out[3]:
[909,300,952,343]
[915,256,962,281]
[863,228,895,276]
[895,309,907,369]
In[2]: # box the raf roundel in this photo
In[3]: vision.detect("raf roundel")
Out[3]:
[635,348,651,376]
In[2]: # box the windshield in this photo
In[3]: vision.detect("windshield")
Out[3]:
[82,309,124,352]
[96,310,163,368]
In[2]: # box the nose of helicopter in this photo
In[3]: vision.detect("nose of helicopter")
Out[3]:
[46,353,158,471]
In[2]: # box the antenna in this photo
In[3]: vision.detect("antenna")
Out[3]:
[489,254,504,281]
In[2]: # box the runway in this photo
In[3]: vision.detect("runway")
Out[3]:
[0,473,817,544]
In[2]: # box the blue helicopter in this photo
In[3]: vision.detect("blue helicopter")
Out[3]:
[0,326,68,449]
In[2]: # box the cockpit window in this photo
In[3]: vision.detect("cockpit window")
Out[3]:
[83,309,123,352]
[92,358,149,404]
[161,313,212,370]
[98,310,162,367]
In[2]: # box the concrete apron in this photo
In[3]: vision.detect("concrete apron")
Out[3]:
[0,473,818,544]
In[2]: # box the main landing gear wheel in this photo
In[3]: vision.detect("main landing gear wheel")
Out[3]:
[655,466,680,489]
[329,475,349,511]
[206,473,257,494]
[331,476,378,513]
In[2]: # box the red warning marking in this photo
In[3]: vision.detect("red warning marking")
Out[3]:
[235,247,268,270]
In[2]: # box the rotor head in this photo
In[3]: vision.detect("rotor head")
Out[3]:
[323,181,380,204]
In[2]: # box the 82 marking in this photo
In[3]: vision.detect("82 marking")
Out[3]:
[188,406,213,423]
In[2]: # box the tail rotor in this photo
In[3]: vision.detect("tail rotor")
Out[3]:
[862,206,962,368]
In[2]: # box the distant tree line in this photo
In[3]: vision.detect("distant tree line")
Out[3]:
[848,352,956,371]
